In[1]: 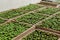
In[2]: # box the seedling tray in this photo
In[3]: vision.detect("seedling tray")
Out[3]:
[0,3,60,40]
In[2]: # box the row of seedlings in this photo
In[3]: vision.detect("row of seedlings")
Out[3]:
[0,4,43,19]
[0,4,44,24]
[36,13,60,31]
[15,7,60,25]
